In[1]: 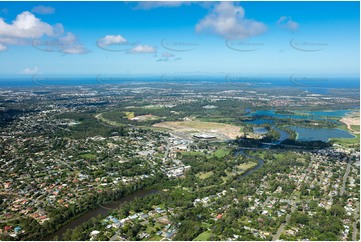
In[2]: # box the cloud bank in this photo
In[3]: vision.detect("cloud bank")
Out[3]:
[195,2,267,39]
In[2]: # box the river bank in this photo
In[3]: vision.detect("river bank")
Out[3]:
[43,189,160,241]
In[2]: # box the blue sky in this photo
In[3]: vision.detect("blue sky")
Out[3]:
[0,1,359,77]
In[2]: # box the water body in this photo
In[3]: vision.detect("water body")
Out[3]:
[243,109,356,143]
[0,76,359,89]
[234,150,265,178]
[289,126,355,142]
[251,126,289,142]
[253,127,268,135]
[44,189,159,241]
[245,109,353,121]
[305,110,353,117]
[244,119,275,125]
[273,127,290,142]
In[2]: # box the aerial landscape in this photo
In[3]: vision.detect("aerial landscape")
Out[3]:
[0,1,360,241]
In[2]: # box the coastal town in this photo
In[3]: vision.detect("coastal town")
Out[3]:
[1,1,359,241]
[0,84,359,241]
[74,146,359,241]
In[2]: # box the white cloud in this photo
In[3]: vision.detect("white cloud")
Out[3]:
[20,66,39,75]
[277,16,299,31]
[0,11,88,54]
[134,1,191,10]
[54,32,90,54]
[0,43,7,51]
[32,5,55,15]
[58,32,77,45]
[30,32,90,54]
[0,11,61,39]
[97,35,127,47]
[195,2,267,39]
[0,37,26,45]
[61,44,90,55]
[0,11,62,50]
[128,45,156,54]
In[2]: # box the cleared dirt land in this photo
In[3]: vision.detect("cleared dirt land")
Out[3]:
[152,120,243,139]
[341,111,360,133]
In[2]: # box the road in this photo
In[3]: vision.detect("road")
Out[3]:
[340,160,352,196]
[272,201,296,241]
[0,216,23,223]
[352,202,359,241]
[262,196,271,209]
[163,138,171,163]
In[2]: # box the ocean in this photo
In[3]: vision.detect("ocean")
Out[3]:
[0,76,359,90]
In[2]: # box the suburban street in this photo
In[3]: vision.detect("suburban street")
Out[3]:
[272,201,296,241]
[340,160,352,196]
[352,202,359,241]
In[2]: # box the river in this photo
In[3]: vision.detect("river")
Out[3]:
[234,149,265,178]
[43,189,159,240]
[45,149,266,241]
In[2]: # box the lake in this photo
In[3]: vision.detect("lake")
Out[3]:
[273,127,290,142]
[244,119,274,125]
[289,126,355,142]
[245,109,354,121]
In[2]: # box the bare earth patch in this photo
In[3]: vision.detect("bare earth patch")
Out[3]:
[153,120,243,139]
[341,111,360,133]
[130,114,159,121]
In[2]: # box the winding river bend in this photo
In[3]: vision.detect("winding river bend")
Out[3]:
[44,189,159,240]
[45,149,266,241]
[234,149,265,178]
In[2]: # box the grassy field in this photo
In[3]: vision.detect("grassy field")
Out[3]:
[141,105,165,109]
[183,148,230,158]
[123,111,135,119]
[153,120,243,139]
[193,231,211,241]
[183,151,206,156]
[222,174,231,182]
[351,125,360,132]
[197,171,214,180]
[148,235,162,241]
[222,161,258,182]
[236,162,258,171]
[330,133,360,147]
[212,148,231,158]
[95,113,124,127]
[79,153,97,160]
[222,162,257,182]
